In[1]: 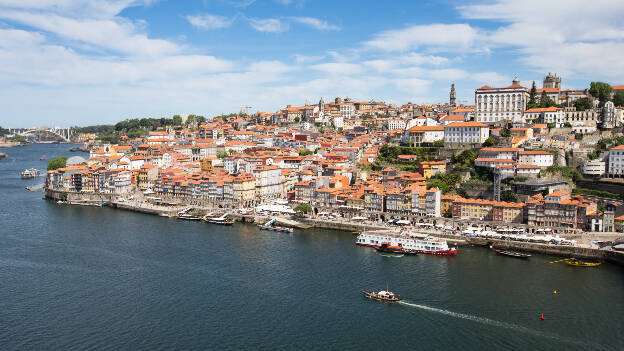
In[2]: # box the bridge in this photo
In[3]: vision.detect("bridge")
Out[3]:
[8,127,73,142]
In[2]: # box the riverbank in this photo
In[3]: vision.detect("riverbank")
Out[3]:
[43,188,624,265]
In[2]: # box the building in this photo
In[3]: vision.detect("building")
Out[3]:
[450,83,456,106]
[402,126,444,145]
[517,151,554,168]
[443,122,489,144]
[475,77,529,124]
[608,145,624,177]
[524,107,564,127]
[581,160,606,177]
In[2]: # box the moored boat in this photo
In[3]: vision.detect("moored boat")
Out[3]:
[357,231,457,256]
[204,214,234,225]
[375,243,404,254]
[566,258,601,267]
[492,247,531,259]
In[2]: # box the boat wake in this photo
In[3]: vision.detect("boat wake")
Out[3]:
[397,300,608,350]
[378,253,404,258]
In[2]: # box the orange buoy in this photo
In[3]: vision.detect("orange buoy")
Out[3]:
[540,313,545,320]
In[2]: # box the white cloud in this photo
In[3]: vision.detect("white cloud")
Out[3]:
[458,0,624,80]
[290,17,339,31]
[0,10,179,57]
[364,23,479,52]
[294,54,324,64]
[248,18,288,33]
[186,13,233,30]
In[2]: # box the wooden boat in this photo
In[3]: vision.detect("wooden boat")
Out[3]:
[492,247,531,259]
[565,258,601,267]
[363,286,402,302]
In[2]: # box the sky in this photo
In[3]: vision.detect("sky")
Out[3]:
[1,0,624,127]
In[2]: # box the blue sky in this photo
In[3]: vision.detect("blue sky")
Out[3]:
[1,0,624,127]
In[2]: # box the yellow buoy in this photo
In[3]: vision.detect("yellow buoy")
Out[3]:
[554,290,557,294]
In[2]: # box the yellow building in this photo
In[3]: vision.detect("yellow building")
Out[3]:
[233,172,256,206]
[419,161,447,179]
[441,195,462,218]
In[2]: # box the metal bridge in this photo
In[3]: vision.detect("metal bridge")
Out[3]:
[8,127,73,142]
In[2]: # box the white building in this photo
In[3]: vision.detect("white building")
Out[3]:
[387,119,407,131]
[518,150,554,168]
[338,103,355,119]
[110,170,131,194]
[581,160,606,176]
[524,107,565,127]
[475,77,529,124]
[443,122,489,144]
[402,126,444,144]
[252,165,284,199]
[608,145,624,176]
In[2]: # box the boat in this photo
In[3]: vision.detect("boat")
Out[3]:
[21,168,40,178]
[257,218,293,233]
[375,243,405,254]
[356,231,458,256]
[178,214,202,220]
[363,285,402,302]
[40,156,45,160]
[492,247,531,259]
[565,258,601,267]
[204,214,234,225]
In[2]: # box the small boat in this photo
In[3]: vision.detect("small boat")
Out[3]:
[178,214,202,220]
[363,286,402,302]
[492,247,531,259]
[204,215,234,225]
[40,156,45,160]
[375,243,405,254]
[21,168,40,178]
[566,258,601,267]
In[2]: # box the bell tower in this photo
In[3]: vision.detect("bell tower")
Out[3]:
[450,83,456,106]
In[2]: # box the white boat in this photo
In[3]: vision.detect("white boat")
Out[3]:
[356,231,457,256]
[21,168,40,178]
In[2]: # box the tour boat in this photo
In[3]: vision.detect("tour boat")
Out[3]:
[491,247,531,259]
[356,231,458,256]
[363,286,402,302]
[21,168,40,178]
[204,215,234,225]
[177,213,202,220]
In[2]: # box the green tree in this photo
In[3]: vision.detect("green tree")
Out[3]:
[574,133,583,140]
[613,91,624,107]
[172,115,183,126]
[294,203,312,213]
[482,137,495,147]
[47,157,67,170]
[589,82,612,103]
[528,81,538,108]
[574,98,593,111]
[451,150,477,170]
[432,140,445,147]
[564,122,572,128]
[216,151,228,159]
[500,128,511,137]
[298,149,313,156]
[501,191,518,202]
[294,116,300,123]
[196,116,207,124]
[547,122,555,129]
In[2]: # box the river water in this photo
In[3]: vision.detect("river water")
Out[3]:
[1,144,623,350]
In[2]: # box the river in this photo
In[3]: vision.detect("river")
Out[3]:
[1,144,623,350]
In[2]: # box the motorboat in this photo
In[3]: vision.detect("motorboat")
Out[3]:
[375,243,404,254]
[363,287,402,302]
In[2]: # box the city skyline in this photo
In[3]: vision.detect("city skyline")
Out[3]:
[1,0,624,127]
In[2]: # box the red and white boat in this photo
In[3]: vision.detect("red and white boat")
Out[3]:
[356,231,458,256]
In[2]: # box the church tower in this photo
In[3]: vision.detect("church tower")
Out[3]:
[319,97,325,112]
[450,83,456,106]
[543,73,561,90]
